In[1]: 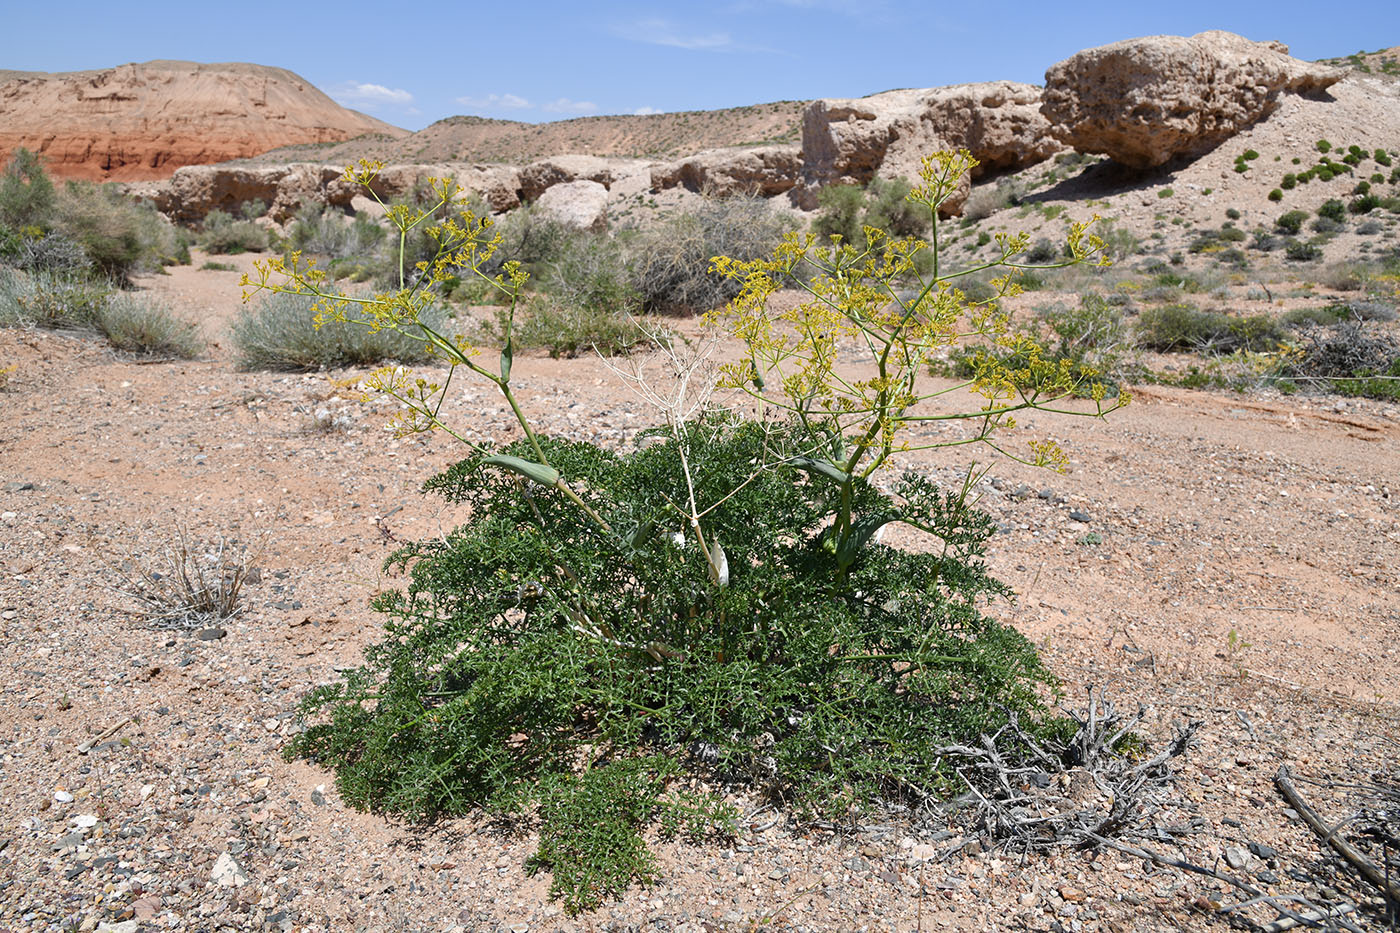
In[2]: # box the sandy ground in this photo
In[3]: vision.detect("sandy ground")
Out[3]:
[1,251,1398,932]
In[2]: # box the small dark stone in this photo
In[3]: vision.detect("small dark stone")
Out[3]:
[1221,817,1241,828]
[1038,488,1055,500]
[1069,509,1092,523]
[155,706,170,716]
[1248,842,1278,860]
[4,482,35,492]
[310,788,326,806]
[877,869,901,885]
[196,627,226,641]
[269,600,302,611]
[64,863,90,880]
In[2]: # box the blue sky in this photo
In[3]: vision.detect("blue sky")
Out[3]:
[3,1,1396,131]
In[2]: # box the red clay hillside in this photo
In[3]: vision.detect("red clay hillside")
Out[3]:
[0,59,406,182]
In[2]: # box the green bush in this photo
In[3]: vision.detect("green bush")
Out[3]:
[535,230,640,318]
[1376,149,1393,167]
[1025,237,1058,263]
[1136,304,1287,354]
[1276,210,1309,235]
[1286,241,1324,262]
[1242,149,1260,161]
[1225,207,1242,220]
[253,154,1126,913]
[0,148,56,232]
[13,231,91,275]
[484,294,664,359]
[95,292,203,358]
[0,267,199,356]
[1317,139,1332,153]
[627,194,785,313]
[232,291,442,370]
[1317,199,1347,222]
[1350,194,1381,214]
[198,210,268,255]
[813,178,929,245]
[1281,173,1297,190]
[0,267,109,329]
[53,182,174,283]
[1268,189,1284,202]
[287,206,387,261]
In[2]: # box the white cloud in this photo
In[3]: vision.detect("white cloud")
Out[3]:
[613,18,737,51]
[455,92,531,111]
[542,97,599,115]
[632,106,663,115]
[331,82,414,111]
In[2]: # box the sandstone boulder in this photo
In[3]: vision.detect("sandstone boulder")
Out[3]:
[795,81,1058,214]
[519,155,619,202]
[1041,31,1343,169]
[650,145,802,197]
[0,60,405,182]
[129,162,521,224]
[533,180,609,232]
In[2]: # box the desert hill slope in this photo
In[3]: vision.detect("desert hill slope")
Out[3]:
[0,60,407,182]
[236,100,807,167]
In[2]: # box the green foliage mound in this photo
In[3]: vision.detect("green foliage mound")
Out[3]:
[255,153,1125,913]
[232,291,442,371]
[289,421,1055,905]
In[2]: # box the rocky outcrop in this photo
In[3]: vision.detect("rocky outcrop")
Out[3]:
[795,81,1060,212]
[533,180,609,232]
[518,155,622,202]
[128,162,522,224]
[650,145,802,197]
[0,60,405,182]
[1041,31,1343,169]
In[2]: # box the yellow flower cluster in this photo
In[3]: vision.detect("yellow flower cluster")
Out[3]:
[707,149,1125,478]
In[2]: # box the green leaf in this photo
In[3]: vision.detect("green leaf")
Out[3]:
[836,512,899,568]
[483,454,559,487]
[785,456,850,486]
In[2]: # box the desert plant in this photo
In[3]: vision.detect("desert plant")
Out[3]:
[627,193,785,313]
[247,154,1125,913]
[813,178,930,247]
[198,209,268,255]
[1276,210,1309,235]
[1268,189,1283,202]
[1286,241,1324,262]
[95,292,203,358]
[1136,304,1287,354]
[232,290,442,371]
[107,529,255,628]
[53,182,174,283]
[1317,199,1347,222]
[287,205,388,261]
[0,148,56,232]
[483,293,663,359]
[13,231,91,275]
[0,267,110,329]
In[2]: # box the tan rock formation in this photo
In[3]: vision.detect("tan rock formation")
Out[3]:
[1041,31,1343,169]
[533,180,609,232]
[795,81,1060,213]
[128,162,521,224]
[650,145,802,197]
[0,60,405,182]
[518,155,623,202]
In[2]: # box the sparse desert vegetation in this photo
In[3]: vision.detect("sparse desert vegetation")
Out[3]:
[2,30,1400,933]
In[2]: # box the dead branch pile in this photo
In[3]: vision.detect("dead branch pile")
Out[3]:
[924,688,1201,856]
